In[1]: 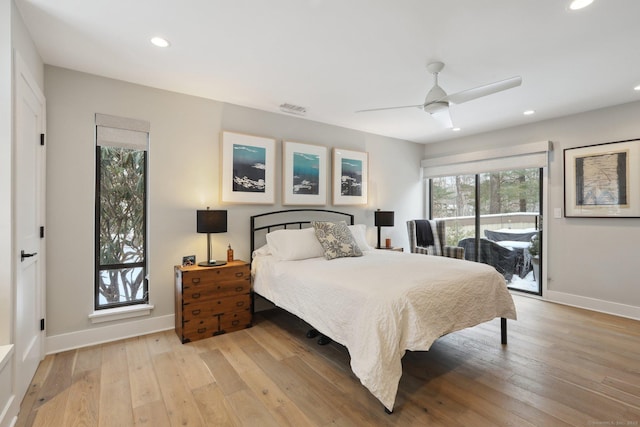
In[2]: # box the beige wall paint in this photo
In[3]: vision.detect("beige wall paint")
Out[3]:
[0,0,12,347]
[44,66,424,344]
[424,101,640,314]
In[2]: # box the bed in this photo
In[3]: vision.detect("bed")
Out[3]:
[250,209,517,413]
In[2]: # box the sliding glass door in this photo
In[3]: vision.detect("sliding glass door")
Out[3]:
[431,167,542,295]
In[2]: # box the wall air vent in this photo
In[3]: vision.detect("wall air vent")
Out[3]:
[279,103,307,116]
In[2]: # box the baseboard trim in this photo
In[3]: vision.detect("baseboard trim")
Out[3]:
[0,396,16,427]
[544,290,640,321]
[0,345,16,427]
[45,314,175,355]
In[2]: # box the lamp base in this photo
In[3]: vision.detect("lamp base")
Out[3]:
[198,261,227,267]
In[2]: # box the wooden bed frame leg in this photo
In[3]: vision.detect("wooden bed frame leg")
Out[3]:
[501,317,507,345]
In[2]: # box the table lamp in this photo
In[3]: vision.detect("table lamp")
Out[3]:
[374,209,394,249]
[197,208,227,266]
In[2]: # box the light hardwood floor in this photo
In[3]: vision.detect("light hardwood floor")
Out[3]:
[16,295,640,426]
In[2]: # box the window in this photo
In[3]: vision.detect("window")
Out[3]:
[430,168,542,294]
[423,141,550,295]
[94,114,149,310]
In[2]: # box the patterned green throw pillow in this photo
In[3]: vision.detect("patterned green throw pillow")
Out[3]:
[312,221,363,260]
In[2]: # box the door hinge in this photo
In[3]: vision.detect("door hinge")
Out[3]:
[40,133,45,146]
[40,318,45,331]
[40,226,45,238]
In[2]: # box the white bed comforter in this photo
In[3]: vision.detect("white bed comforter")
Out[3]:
[252,250,517,411]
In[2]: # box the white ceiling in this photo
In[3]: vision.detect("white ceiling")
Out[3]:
[15,0,640,144]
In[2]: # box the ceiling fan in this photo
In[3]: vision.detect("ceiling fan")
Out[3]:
[356,62,522,128]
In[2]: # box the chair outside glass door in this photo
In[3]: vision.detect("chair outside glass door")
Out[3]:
[430,167,542,295]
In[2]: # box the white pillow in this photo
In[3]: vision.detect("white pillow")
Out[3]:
[251,244,271,259]
[265,228,324,261]
[349,224,374,252]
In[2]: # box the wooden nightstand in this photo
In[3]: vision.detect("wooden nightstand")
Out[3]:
[377,247,404,252]
[174,260,251,343]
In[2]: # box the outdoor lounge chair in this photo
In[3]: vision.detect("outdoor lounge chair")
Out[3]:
[457,237,517,282]
[406,220,465,259]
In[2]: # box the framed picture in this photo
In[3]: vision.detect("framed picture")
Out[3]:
[221,131,276,204]
[332,148,368,205]
[282,141,328,205]
[182,255,196,266]
[564,138,640,217]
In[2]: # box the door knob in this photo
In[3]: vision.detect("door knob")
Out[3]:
[21,250,37,262]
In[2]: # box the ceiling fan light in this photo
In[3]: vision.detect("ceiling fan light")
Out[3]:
[569,0,594,10]
[523,110,535,115]
[423,101,448,115]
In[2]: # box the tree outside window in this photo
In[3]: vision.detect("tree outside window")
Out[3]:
[95,145,147,309]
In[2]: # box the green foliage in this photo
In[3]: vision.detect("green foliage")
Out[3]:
[98,146,146,304]
[432,168,540,219]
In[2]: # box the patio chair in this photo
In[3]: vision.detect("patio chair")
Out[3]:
[406,220,465,259]
[457,237,517,282]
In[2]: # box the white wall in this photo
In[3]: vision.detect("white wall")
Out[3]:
[43,66,424,352]
[0,0,12,349]
[423,102,640,319]
[0,1,14,426]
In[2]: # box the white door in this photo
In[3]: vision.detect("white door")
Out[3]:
[14,52,46,403]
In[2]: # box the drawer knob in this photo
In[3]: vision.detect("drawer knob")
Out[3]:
[232,320,239,326]
[197,328,206,334]
[191,278,200,284]
[192,293,200,299]
[236,301,245,307]
[235,286,243,292]
[235,272,243,277]
[191,309,201,315]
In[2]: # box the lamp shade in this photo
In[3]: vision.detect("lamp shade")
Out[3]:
[197,210,227,233]
[374,210,394,227]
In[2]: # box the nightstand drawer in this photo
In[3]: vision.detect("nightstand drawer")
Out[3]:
[182,278,250,302]
[220,310,252,333]
[182,266,249,290]
[182,317,219,341]
[183,294,250,320]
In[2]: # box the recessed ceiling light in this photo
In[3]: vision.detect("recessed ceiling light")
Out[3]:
[569,0,594,10]
[634,84,640,91]
[523,110,536,116]
[150,37,170,48]
[452,127,461,132]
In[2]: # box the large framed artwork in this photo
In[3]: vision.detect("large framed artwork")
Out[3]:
[221,131,276,204]
[282,141,328,205]
[332,148,368,205]
[564,138,640,217]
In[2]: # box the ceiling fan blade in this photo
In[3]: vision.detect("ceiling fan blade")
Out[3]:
[431,107,453,128]
[355,104,422,113]
[442,76,522,105]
